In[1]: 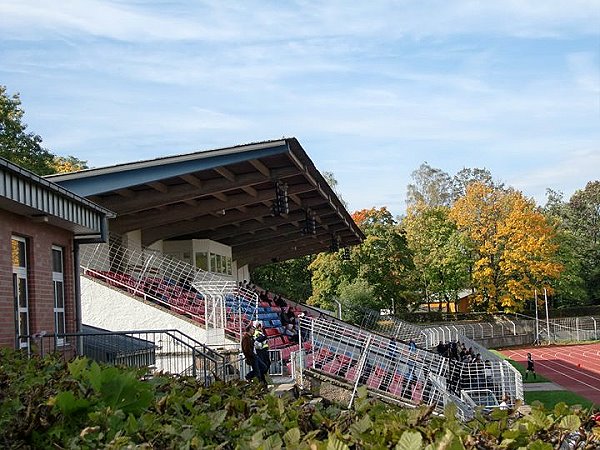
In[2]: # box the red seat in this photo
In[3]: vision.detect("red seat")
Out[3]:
[367,367,385,390]
[264,327,280,337]
[388,374,404,396]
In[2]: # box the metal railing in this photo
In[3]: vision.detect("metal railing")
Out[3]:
[540,316,600,343]
[295,316,522,419]
[23,328,236,385]
[79,234,259,341]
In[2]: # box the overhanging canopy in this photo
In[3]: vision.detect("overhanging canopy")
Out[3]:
[47,138,364,267]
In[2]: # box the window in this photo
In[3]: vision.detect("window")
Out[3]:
[195,252,208,271]
[226,256,232,275]
[12,236,29,350]
[52,246,66,345]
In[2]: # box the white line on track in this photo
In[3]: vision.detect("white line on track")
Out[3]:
[503,345,600,395]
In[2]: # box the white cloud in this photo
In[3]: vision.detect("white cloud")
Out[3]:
[567,52,600,93]
[1,0,598,43]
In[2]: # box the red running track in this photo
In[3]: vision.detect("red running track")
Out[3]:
[501,343,600,406]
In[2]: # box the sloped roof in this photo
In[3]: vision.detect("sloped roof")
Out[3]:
[1,157,113,241]
[48,138,364,267]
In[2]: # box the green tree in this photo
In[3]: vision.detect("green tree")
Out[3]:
[308,207,416,316]
[336,278,376,323]
[403,202,470,312]
[451,167,500,203]
[544,182,600,304]
[0,85,54,174]
[250,255,314,302]
[450,182,562,312]
[406,162,453,208]
[543,189,589,307]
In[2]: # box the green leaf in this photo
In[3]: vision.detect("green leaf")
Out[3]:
[209,410,227,430]
[67,357,88,378]
[349,414,372,436]
[395,430,423,450]
[53,391,90,416]
[263,434,283,450]
[251,429,265,448]
[327,435,350,450]
[528,441,553,450]
[283,428,301,447]
[99,368,153,414]
[87,361,102,392]
[558,415,581,430]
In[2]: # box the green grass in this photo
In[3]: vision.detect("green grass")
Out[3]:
[524,390,596,410]
[489,350,550,383]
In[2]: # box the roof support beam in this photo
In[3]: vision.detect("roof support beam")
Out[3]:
[249,159,270,177]
[180,173,203,188]
[140,205,271,245]
[214,166,236,182]
[148,181,169,193]
[115,182,316,235]
[100,167,297,215]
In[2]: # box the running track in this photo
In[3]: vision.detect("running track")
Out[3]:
[500,343,600,406]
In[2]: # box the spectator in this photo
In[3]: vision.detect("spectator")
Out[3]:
[280,306,296,327]
[408,339,417,352]
[283,323,298,343]
[241,324,266,384]
[274,294,287,308]
[253,321,271,378]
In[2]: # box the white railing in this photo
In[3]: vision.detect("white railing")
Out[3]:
[79,234,258,343]
[296,316,522,418]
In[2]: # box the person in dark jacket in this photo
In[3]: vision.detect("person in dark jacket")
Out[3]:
[241,324,266,384]
[253,321,271,376]
[525,353,536,380]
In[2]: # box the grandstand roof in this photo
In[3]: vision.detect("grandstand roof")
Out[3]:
[47,138,364,267]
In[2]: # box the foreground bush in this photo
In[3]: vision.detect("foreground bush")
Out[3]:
[1,348,599,449]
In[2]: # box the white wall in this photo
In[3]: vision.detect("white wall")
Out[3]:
[80,276,237,348]
[237,264,250,283]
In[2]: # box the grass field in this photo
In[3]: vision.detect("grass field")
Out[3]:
[524,390,596,410]
[490,349,549,382]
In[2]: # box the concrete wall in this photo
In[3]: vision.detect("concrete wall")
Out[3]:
[474,333,535,349]
[80,276,237,349]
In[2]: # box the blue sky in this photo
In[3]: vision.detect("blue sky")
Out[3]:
[1,1,598,217]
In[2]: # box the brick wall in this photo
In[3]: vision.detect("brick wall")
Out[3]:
[0,210,76,349]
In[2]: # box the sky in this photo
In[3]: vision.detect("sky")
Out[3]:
[1,1,599,217]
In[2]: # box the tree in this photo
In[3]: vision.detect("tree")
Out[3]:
[1,85,88,175]
[543,189,589,307]
[403,202,470,312]
[449,182,562,312]
[0,85,54,175]
[406,163,453,208]
[336,278,376,324]
[51,155,88,173]
[451,167,500,203]
[250,255,314,302]
[544,182,600,305]
[308,207,416,315]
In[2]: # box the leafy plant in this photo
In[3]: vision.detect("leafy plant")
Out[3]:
[1,348,599,449]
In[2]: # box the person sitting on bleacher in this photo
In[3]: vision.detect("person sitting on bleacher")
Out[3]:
[283,323,299,343]
[274,294,287,308]
[280,306,296,327]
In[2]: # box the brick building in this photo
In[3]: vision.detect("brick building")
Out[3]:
[0,157,113,350]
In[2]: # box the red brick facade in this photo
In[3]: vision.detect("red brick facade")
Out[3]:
[0,209,75,349]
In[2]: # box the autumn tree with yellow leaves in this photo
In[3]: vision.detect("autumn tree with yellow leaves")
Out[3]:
[449,182,562,312]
